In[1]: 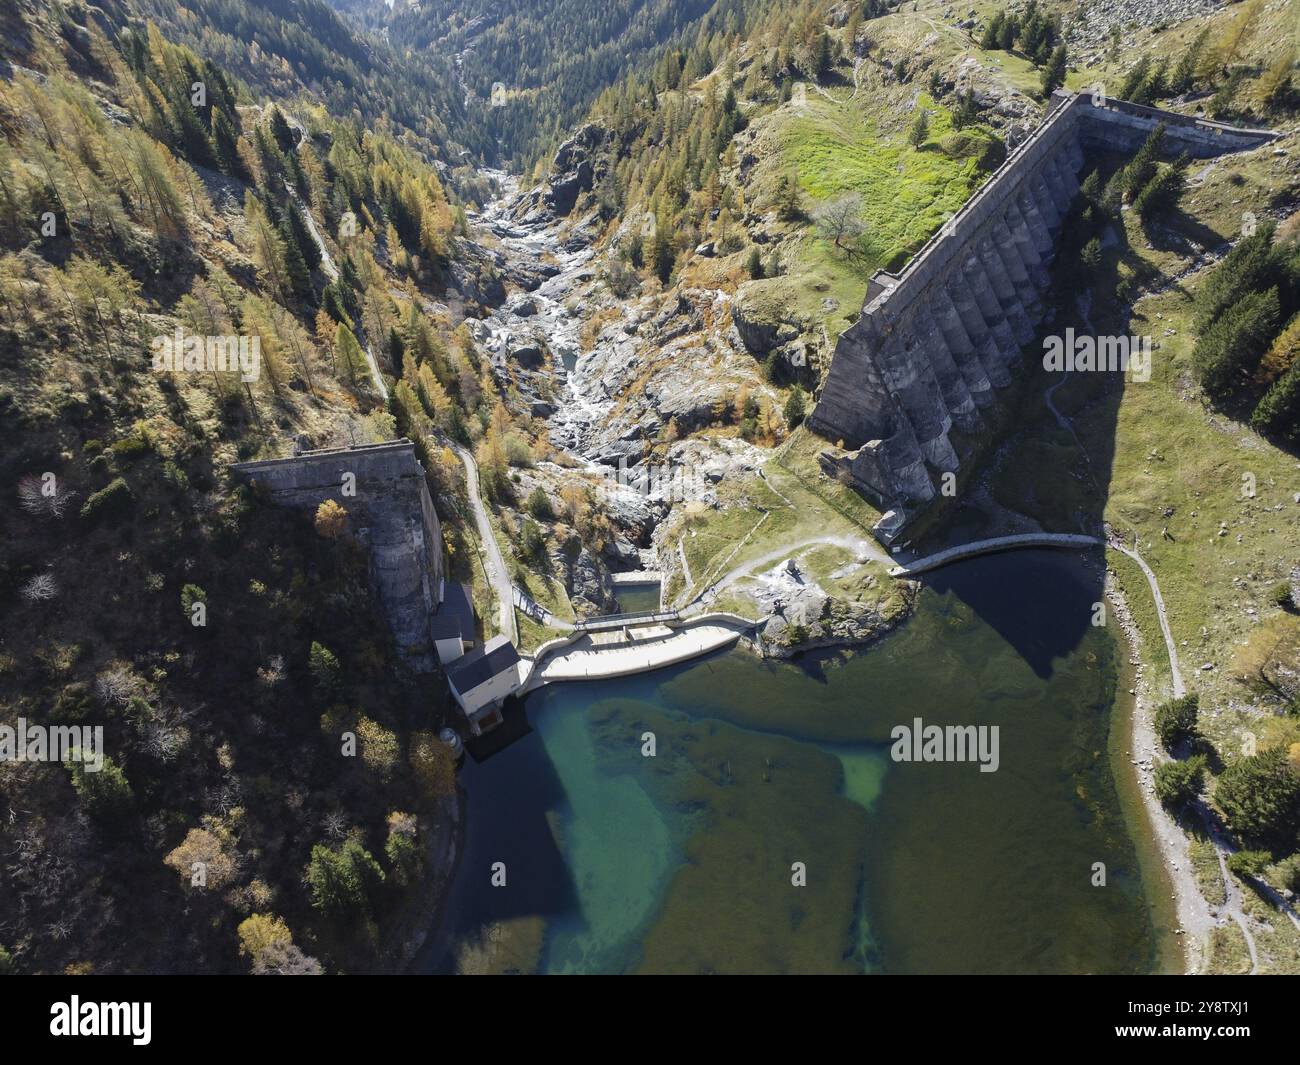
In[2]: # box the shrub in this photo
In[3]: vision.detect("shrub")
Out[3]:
[1153,693,1199,751]
[526,486,554,521]
[79,477,132,524]
[68,754,134,823]
[1272,852,1300,893]
[1226,849,1272,878]
[1154,755,1205,808]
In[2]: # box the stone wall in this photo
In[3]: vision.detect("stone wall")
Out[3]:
[807,92,1279,539]
[231,440,446,672]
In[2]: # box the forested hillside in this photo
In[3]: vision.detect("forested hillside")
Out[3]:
[51,0,495,168]
[0,1,530,974]
[328,0,788,172]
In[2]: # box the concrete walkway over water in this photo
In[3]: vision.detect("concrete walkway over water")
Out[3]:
[887,533,1104,576]
[520,615,755,693]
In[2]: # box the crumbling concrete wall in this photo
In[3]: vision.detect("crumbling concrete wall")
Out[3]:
[231,440,445,672]
[807,92,1279,538]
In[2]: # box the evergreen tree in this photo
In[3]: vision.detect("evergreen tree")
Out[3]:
[1192,287,1281,399]
[309,641,342,698]
[1215,747,1300,848]
[1154,756,1206,808]
[784,386,807,427]
[277,214,315,303]
[1196,223,1280,330]
[211,109,244,179]
[1118,56,1152,102]
[1170,28,1211,94]
[980,13,1005,51]
[1122,123,1166,201]
[908,108,929,148]
[306,839,385,918]
[775,173,803,221]
[1153,694,1200,751]
[1134,155,1189,221]
[285,199,321,272]
[1251,357,1300,440]
[1040,45,1068,96]
[651,223,675,284]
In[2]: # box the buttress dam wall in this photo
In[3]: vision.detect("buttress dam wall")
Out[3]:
[806,91,1279,540]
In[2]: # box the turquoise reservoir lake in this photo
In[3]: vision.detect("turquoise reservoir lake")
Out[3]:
[420,550,1177,974]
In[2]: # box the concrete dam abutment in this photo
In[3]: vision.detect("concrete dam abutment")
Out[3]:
[807,91,1280,542]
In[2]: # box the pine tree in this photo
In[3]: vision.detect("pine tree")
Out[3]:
[652,222,675,285]
[1196,223,1280,330]
[285,199,321,272]
[908,108,929,148]
[1040,45,1068,96]
[1118,57,1152,102]
[1192,287,1281,399]
[211,108,244,179]
[980,13,1004,51]
[1251,356,1300,439]
[1170,28,1210,94]
[277,214,314,304]
[775,172,803,221]
[784,386,807,427]
[1122,123,1166,201]
[1133,155,1189,221]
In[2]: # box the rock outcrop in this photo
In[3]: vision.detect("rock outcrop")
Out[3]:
[807,91,1280,540]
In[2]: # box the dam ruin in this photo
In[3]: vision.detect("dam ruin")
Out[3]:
[807,91,1280,541]
[231,440,452,672]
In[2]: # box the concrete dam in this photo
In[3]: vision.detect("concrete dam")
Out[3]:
[806,91,1279,540]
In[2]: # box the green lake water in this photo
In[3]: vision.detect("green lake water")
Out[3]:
[421,550,1176,974]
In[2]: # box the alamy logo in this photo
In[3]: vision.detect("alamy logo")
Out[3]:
[0,718,103,772]
[151,328,261,382]
[50,997,151,1045]
[1042,328,1152,382]
[890,717,1000,773]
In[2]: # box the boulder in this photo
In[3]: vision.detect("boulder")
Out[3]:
[731,278,804,355]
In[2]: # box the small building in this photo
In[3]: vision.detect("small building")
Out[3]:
[433,581,476,665]
[431,615,467,667]
[446,635,523,735]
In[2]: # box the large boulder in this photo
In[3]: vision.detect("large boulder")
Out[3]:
[731,278,804,355]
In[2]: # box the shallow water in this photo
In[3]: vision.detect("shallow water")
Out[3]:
[420,550,1169,974]
[611,580,662,614]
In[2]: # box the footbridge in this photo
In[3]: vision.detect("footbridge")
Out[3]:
[887,532,1104,577]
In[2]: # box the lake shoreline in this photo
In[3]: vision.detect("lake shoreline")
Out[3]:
[1105,561,1214,974]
